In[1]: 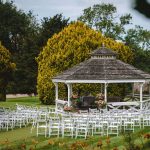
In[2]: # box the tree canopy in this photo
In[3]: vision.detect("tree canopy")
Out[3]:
[125,26,150,73]
[78,3,132,40]
[0,1,37,53]
[0,1,40,94]
[38,14,69,47]
[125,26,150,51]
[37,21,133,104]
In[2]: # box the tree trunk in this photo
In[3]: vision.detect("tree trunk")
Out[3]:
[0,87,6,101]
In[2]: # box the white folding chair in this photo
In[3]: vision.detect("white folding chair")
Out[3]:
[143,113,150,128]
[107,120,121,136]
[123,116,134,132]
[49,117,61,137]
[93,117,104,136]
[62,118,74,138]
[37,120,48,137]
[75,117,89,139]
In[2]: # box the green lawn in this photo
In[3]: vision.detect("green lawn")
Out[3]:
[0,96,53,109]
[0,126,150,150]
[0,97,150,150]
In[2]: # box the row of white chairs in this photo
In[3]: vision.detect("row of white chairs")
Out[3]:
[0,111,27,131]
[81,108,150,128]
[0,105,56,131]
[36,109,150,138]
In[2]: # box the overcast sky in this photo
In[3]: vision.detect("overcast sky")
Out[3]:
[13,0,150,30]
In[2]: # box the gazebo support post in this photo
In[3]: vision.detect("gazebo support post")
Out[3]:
[132,83,135,98]
[148,83,150,97]
[54,82,59,110]
[140,83,144,110]
[67,83,71,106]
[101,84,103,93]
[70,84,73,97]
[104,83,108,109]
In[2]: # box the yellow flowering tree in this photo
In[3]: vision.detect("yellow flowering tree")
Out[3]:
[37,22,133,104]
[0,42,15,101]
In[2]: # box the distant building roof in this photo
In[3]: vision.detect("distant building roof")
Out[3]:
[52,47,150,83]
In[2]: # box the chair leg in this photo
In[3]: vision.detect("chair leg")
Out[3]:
[58,128,59,137]
[49,128,51,137]
[107,127,109,137]
[62,128,64,138]
[70,129,73,138]
[75,129,78,139]
[45,128,47,137]
[85,130,87,139]
[37,127,38,137]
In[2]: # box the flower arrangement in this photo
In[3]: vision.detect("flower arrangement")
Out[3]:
[63,105,73,111]
[95,93,106,108]
[95,100,106,108]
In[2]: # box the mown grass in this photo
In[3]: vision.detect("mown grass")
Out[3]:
[0,127,150,150]
[0,96,54,109]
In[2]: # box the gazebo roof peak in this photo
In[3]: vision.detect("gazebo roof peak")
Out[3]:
[91,46,117,59]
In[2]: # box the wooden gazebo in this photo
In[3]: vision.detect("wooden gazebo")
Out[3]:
[52,47,150,111]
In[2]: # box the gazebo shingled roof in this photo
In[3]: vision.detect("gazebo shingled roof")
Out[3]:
[53,47,150,82]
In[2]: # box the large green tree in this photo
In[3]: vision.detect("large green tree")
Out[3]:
[0,1,37,53]
[0,1,39,94]
[37,22,133,104]
[78,3,132,40]
[125,26,150,51]
[38,14,69,47]
[0,42,15,101]
[125,26,150,73]
[0,1,70,95]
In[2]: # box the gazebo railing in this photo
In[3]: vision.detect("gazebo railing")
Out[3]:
[56,99,67,112]
[107,94,150,110]
[125,95,139,102]
[126,94,150,110]
[142,98,150,110]
[107,102,140,110]
[125,94,150,102]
